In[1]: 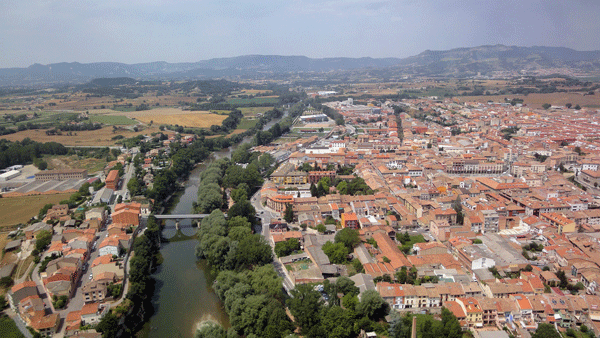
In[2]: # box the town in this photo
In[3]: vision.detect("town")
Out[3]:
[0,89,599,338]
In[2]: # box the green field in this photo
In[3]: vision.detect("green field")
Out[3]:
[0,316,26,338]
[236,118,258,130]
[0,111,79,128]
[89,114,137,125]
[239,106,274,116]
[227,97,279,105]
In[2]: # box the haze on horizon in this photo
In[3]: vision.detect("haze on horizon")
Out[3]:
[2,0,600,68]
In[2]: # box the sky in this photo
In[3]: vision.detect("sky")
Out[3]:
[2,0,600,68]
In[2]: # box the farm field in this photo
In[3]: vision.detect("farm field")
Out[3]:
[0,316,25,338]
[239,106,273,116]
[0,193,73,228]
[226,96,279,105]
[459,92,600,109]
[123,108,227,128]
[45,155,107,173]
[88,114,137,125]
[0,125,160,146]
[236,118,258,130]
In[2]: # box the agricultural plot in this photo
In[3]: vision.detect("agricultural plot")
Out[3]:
[236,118,258,130]
[124,108,227,128]
[0,125,160,146]
[239,106,273,116]
[45,155,107,173]
[0,193,73,228]
[88,114,137,125]
[226,96,279,105]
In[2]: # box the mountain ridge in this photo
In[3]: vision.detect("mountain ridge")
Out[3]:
[2,45,600,86]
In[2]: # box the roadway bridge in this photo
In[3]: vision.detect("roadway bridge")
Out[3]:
[155,214,210,220]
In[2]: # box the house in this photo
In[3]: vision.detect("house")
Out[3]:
[29,313,60,337]
[455,297,483,328]
[341,212,359,229]
[23,222,52,240]
[8,281,38,311]
[105,170,119,190]
[98,236,124,257]
[91,256,124,280]
[111,208,139,226]
[80,303,110,326]
[82,281,109,303]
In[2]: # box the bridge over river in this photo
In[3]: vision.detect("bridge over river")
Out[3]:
[156,213,227,230]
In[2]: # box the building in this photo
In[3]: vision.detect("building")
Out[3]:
[34,169,87,181]
[341,212,359,229]
[308,171,336,184]
[267,194,294,213]
[8,281,38,311]
[82,281,108,303]
[105,170,119,190]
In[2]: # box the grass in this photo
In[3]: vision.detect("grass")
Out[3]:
[226,96,279,105]
[15,254,35,280]
[236,118,258,130]
[239,106,273,116]
[398,234,426,253]
[0,125,160,146]
[45,154,107,173]
[0,193,73,228]
[88,114,137,125]
[0,316,25,338]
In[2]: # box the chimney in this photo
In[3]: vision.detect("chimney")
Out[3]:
[411,316,417,338]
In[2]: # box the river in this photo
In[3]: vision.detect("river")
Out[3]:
[142,114,286,338]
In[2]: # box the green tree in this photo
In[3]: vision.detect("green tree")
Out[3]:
[542,103,551,109]
[227,216,252,230]
[335,228,360,250]
[575,104,581,110]
[284,203,294,223]
[231,188,248,204]
[96,311,120,338]
[356,290,389,321]
[336,181,348,195]
[35,230,52,252]
[322,241,349,264]
[531,323,561,338]
[336,276,359,296]
[196,322,228,338]
[310,183,318,197]
[228,200,256,221]
[441,307,463,338]
[321,306,358,338]
[287,284,324,336]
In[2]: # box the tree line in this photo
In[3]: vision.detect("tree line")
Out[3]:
[0,138,68,170]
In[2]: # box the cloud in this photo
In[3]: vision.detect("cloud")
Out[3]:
[1,0,599,67]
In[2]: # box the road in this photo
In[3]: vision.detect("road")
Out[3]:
[250,191,295,293]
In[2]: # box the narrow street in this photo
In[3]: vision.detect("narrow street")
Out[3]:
[250,191,295,293]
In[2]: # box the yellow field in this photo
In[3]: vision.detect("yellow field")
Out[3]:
[0,125,160,146]
[123,108,226,128]
[0,193,73,228]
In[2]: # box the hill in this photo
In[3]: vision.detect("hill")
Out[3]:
[1,45,600,86]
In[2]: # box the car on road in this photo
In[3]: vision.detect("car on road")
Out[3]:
[89,273,93,280]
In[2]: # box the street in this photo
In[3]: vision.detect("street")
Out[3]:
[250,191,295,293]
